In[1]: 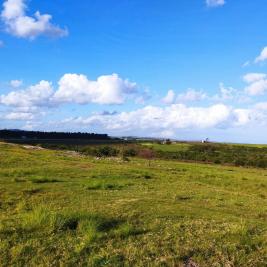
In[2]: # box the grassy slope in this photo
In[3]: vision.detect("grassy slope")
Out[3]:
[0,142,266,266]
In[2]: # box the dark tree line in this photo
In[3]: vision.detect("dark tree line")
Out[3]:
[0,130,110,140]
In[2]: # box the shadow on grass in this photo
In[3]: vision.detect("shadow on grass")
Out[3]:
[29,178,61,184]
[85,181,132,191]
[22,188,43,195]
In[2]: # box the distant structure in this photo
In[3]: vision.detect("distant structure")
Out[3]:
[201,138,210,143]
[162,139,172,145]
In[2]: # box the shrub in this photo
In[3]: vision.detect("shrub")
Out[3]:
[214,158,221,164]
[123,148,137,157]
[138,149,154,166]
[235,158,246,167]
[255,159,267,168]
[95,146,119,157]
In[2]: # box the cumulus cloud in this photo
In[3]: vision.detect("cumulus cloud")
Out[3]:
[243,73,266,83]
[0,73,137,109]
[254,102,267,110]
[244,73,267,95]
[0,80,54,108]
[10,79,23,88]
[255,47,267,63]
[1,0,68,39]
[162,90,175,104]
[54,73,137,105]
[206,0,225,8]
[5,112,34,120]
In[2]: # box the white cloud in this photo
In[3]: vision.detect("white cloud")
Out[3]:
[162,89,207,105]
[254,102,267,110]
[5,112,34,120]
[54,73,137,105]
[233,109,252,126]
[0,80,54,107]
[218,83,235,100]
[0,73,137,109]
[176,88,206,102]
[162,90,175,104]
[245,80,267,96]
[10,79,23,88]
[135,89,151,105]
[1,0,68,39]
[255,47,267,63]
[212,83,252,104]
[2,73,266,138]
[243,73,267,96]
[206,0,225,8]
[242,61,250,68]
[46,102,266,139]
[0,40,4,47]
[243,73,266,83]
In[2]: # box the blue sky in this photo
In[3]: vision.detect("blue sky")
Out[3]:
[1,0,267,143]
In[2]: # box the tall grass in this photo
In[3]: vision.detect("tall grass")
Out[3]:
[20,206,138,240]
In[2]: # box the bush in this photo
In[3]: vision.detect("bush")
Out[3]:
[255,159,267,168]
[95,146,119,157]
[235,158,246,167]
[123,148,137,157]
[214,158,221,164]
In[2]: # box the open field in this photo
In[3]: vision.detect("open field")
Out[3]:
[0,142,267,266]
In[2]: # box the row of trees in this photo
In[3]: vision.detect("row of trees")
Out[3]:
[0,130,110,140]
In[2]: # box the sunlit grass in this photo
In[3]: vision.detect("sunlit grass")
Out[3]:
[0,142,266,266]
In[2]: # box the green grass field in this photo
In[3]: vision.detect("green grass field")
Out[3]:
[141,142,192,152]
[0,142,267,266]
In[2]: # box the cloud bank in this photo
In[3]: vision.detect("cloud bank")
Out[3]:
[1,70,267,140]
